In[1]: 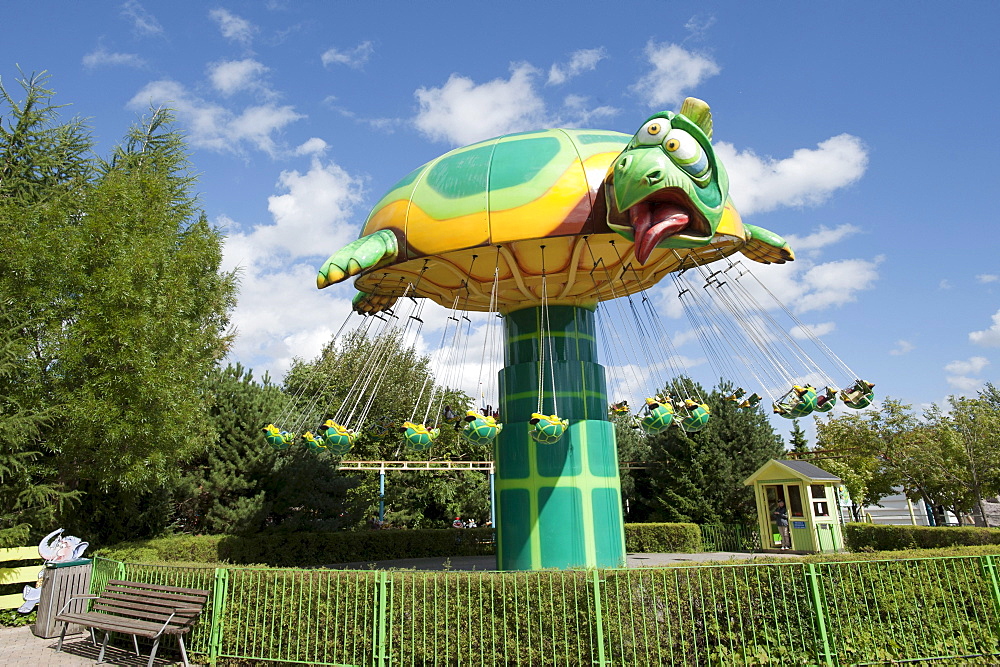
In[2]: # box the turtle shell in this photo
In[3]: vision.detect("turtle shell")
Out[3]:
[640,404,675,435]
[352,129,749,313]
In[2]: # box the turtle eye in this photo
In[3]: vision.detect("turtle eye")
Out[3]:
[634,120,666,146]
[663,129,711,185]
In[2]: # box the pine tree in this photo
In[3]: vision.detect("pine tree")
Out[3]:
[788,419,809,455]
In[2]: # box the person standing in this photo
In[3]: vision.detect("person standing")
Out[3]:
[772,500,791,549]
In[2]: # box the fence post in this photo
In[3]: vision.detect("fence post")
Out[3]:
[590,569,610,666]
[207,567,229,665]
[980,556,1000,627]
[374,571,390,667]
[804,563,835,667]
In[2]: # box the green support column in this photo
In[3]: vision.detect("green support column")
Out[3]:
[494,304,626,570]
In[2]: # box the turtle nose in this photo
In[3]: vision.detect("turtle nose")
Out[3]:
[616,155,632,171]
[644,169,664,186]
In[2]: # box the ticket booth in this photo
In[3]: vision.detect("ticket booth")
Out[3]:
[743,460,844,553]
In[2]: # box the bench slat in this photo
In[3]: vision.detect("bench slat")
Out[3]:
[99,590,207,611]
[104,585,208,605]
[106,580,210,596]
[56,612,190,637]
[93,601,202,623]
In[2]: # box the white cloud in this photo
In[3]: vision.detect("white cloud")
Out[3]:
[209,8,257,46]
[547,48,607,85]
[790,322,835,339]
[970,309,1000,347]
[939,279,952,290]
[717,134,869,216]
[945,356,989,393]
[745,255,882,316]
[889,340,915,356]
[562,94,618,126]
[321,41,374,68]
[945,357,989,375]
[783,225,861,253]
[630,41,720,108]
[208,59,270,96]
[220,157,368,378]
[414,63,549,146]
[295,138,328,156]
[121,0,162,35]
[82,46,145,69]
[977,274,999,284]
[129,80,303,156]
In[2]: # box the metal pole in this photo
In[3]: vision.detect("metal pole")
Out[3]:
[378,466,386,524]
[489,469,496,529]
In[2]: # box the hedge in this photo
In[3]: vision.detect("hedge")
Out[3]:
[845,522,1000,552]
[97,523,705,566]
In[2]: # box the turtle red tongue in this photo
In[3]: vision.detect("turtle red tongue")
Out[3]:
[631,201,690,265]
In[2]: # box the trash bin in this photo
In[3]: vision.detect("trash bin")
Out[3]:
[32,559,93,639]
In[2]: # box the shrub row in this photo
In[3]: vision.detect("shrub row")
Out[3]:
[97,522,704,566]
[844,522,1000,552]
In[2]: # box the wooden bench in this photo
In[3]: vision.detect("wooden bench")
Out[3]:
[55,579,210,667]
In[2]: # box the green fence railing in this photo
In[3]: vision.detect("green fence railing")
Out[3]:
[87,554,1000,666]
[699,524,760,553]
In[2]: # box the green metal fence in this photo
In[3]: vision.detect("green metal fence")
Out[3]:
[699,524,760,553]
[87,554,1000,666]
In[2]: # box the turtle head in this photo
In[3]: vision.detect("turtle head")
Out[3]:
[605,98,729,265]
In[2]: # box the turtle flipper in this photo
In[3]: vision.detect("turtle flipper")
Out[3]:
[317,229,398,288]
[740,224,795,264]
[352,290,398,315]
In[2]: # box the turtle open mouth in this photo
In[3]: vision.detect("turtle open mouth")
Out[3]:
[629,189,710,265]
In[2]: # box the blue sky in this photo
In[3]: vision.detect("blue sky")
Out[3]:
[5,1,998,440]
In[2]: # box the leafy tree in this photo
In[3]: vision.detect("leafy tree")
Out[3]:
[642,380,784,526]
[612,408,654,521]
[281,327,490,528]
[0,73,236,541]
[812,398,912,521]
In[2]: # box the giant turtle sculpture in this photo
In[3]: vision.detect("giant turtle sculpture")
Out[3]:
[317,97,794,313]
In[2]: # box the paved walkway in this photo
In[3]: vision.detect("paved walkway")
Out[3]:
[0,626,185,666]
[1,551,802,665]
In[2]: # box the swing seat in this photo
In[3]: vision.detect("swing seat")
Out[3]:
[461,412,503,445]
[813,387,839,413]
[645,395,673,410]
[609,401,631,415]
[401,421,440,451]
[262,424,295,450]
[725,388,746,402]
[301,431,328,452]
[318,420,357,455]
[840,380,875,409]
[679,401,711,433]
[774,385,818,419]
[529,413,569,444]
[738,393,762,409]
[640,403,674,434]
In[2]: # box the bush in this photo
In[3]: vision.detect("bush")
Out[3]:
[97,523,710,567]
[97,528,495,567]
[844,523,1000,552]
[624,522,701,553]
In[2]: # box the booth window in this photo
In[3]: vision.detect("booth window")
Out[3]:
[787,486,805,518]
[811,485,829,516]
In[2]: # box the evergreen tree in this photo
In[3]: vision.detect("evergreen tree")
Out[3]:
[172,364,290,534]
[788,419,809,455]
[642,380,784,526]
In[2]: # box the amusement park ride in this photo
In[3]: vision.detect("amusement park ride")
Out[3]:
[262,97,874,571]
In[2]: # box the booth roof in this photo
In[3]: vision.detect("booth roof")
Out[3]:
[742,459,842,485]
